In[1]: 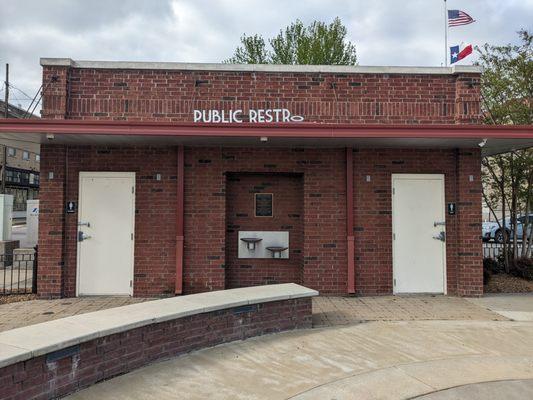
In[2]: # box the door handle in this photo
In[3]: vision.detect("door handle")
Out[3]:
[432,231,446,242]
[78,231,92,242]
[434,221,446,227]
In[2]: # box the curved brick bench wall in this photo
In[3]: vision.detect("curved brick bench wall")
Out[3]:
[0,284,317,400]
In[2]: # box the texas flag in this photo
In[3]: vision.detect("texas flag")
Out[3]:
[450,43,473,64]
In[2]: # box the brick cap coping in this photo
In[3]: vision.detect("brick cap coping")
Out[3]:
[40,58,482,75]
[0,283,318,369]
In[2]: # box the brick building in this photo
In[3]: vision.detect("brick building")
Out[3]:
[0,58,531,298]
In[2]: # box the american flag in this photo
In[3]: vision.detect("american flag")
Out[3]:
[448,10,475,27]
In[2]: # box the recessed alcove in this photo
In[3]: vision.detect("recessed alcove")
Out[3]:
[225,172,303,288]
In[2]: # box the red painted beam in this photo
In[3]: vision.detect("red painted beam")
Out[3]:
[175,145,184,295]
[346,148,355,294]
[0,119,531,139]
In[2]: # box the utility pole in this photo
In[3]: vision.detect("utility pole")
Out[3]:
[0,146,5,194]
[1,63,8,193]
[3,64,8,118]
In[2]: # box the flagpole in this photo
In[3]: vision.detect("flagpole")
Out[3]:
[444,0,448,66]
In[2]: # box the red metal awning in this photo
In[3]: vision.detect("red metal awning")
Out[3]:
[0,119,531,155]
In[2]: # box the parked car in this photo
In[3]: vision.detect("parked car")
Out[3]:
[482,214,533,243]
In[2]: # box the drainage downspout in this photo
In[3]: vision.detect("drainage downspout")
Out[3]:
[346,148,355,294]
[175,145,184,295]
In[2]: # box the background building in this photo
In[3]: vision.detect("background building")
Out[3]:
[0,101,40,217]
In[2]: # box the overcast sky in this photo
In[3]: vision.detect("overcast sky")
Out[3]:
[0,0,531,114]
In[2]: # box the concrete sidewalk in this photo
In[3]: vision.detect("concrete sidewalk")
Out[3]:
[467,293,533,321]
[415,379,533,400]
[67,319,533,399]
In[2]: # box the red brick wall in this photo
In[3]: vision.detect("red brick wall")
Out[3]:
[0,298,312,400]
[352,148,482,296]
[456,149,483,296]
[37,146,66,297]
[38,145,481,297]
[41,66,481,124]
[225,173,304,288]
[183,147,347,295]
[36,64,483,297]
[38,145,178,298]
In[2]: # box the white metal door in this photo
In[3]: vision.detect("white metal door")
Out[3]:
[392,174,446,294]
[77,172,135,296]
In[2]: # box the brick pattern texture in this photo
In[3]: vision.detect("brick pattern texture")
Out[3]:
[39,145,178,298]
[0,298,312,400]
[352,148,482,296]
[41,67,482,124]
[183,148,347,295]
[37,65,483,297]
[225,173,304,288]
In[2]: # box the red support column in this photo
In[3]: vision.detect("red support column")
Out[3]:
[346,147,355,294]
[175,145,184,294]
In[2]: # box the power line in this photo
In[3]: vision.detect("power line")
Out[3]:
[24,75,58,118]
[7,82,34,100]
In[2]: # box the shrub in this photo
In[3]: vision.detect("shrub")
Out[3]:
[512,258,533,281]
[483,268,492,285]
[483,258,501,274]
[482,258,495,285]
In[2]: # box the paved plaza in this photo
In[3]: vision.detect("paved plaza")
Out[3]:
[312,295,505,326]
[1,294,531,399]
[0,294,509,332]
[0,296,151,332]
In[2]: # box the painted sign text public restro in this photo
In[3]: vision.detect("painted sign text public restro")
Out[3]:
[193,109,304,123]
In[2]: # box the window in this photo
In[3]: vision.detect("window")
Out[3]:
[517,215,533,224]
[7,147,15,157]
[35,154,40,162]
[7,171,21,184]
[22,151,30,160]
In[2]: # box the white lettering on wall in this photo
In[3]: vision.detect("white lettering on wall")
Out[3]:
[193,108,303,123]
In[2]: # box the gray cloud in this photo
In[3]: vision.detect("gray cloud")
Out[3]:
[0,0,531,113]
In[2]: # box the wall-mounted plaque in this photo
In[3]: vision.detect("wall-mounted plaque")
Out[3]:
[255,193,273,217]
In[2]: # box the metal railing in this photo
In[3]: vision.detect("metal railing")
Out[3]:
[0,248,37,295]
[483,242,529,259]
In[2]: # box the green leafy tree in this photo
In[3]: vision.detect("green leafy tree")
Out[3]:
[476,30,532,125]
[226,18,357,65]
[477,30,533,266]
[227,34,269,64]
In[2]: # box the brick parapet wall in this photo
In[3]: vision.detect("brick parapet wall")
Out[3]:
[41,66,70,120]
[454,73,483,124]
[41,67,482,124]
[0,298,311,400]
